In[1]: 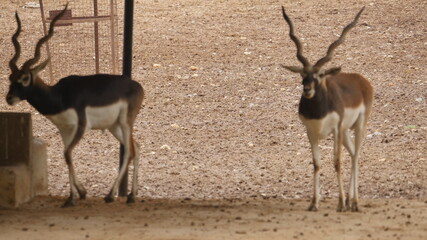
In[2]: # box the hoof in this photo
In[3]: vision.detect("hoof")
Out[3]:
[351,204,360,212]
[79,190,87,200]
[336,207,346,212]
[126,195,135,204]
[337,198,347,212]
[61,198,75,208]
[308,204,318,212]
[104,196,114,203]
[337,204,347,212]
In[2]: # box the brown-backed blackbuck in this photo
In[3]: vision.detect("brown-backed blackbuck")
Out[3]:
[281,7,373,212]
[6,5,144,207]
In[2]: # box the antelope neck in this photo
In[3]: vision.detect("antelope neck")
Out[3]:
[298,84,337,120]
[26,78,63,115]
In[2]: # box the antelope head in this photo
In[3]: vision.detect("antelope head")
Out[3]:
[281,6,364,99]
[6,5,68,106]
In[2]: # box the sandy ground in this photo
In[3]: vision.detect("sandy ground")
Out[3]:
[0,0,426,239]
[1,196,426,240]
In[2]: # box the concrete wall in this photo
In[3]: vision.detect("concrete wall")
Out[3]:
[0,112,48,208]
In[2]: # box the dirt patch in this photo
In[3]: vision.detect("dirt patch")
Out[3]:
[0,0,426,239]
[1,196,427,240]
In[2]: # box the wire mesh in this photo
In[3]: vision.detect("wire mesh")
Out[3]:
[38,0,122,83]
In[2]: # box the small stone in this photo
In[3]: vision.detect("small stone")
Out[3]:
[160,145,171,150]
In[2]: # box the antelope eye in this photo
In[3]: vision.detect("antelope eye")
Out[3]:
[18,75,29,82]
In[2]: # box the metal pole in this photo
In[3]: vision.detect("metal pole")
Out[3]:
[122,0,134,77]
[119,0,134,197]
[94,0,100,73]
[109,0,118,74]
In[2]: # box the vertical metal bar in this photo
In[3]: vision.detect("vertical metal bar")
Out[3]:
[119,0,134,197]
[109,0,118,74]
[122,0,134,77]
[94,0,100,73]
[39,0,54,83]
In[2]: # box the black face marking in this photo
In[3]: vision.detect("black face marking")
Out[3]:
[297,69,330,119]
[6,70,34,105]
[301,71,320,99]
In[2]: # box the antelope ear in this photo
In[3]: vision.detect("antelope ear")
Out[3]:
[32,58,50,75]
[324,67,341,76]
[281,65,303,73]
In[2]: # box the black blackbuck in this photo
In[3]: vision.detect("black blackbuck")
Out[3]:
[6,5,144,207]
[281,7,373,212]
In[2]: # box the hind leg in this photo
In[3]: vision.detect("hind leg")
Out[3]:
[333,128,346,212]
[105,123,131,203]
[127,141,139,203]
[349,125,365,212]
[343,130,355,210]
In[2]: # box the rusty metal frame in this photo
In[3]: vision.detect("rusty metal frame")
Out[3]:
[39,0,119,83]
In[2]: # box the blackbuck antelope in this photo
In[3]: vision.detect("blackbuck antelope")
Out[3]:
[281,7,373,212]
[6,5,144,207]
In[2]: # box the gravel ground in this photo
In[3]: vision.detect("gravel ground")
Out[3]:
[0,0,426,239]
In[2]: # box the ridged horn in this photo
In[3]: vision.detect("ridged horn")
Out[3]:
[281,6,310,68]
[22,3,68,71]
[9,12,22,73]
[314,7,365,69]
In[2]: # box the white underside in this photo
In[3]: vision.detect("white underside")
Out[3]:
[299,104,366,139]
[46,101,128,149]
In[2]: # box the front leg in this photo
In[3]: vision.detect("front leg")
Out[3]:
[307,135,321,211]
[59,123,86,207]
[62,152,79,208]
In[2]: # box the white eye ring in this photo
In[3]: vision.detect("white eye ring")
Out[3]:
[18,75,31,87]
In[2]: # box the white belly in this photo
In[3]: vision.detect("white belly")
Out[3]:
[46,101,128,131]
[85,101,127,130]
[45,101,127,148]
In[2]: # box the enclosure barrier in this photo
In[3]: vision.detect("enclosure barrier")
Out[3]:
[0,113,48,208]
[39,0,119,83]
